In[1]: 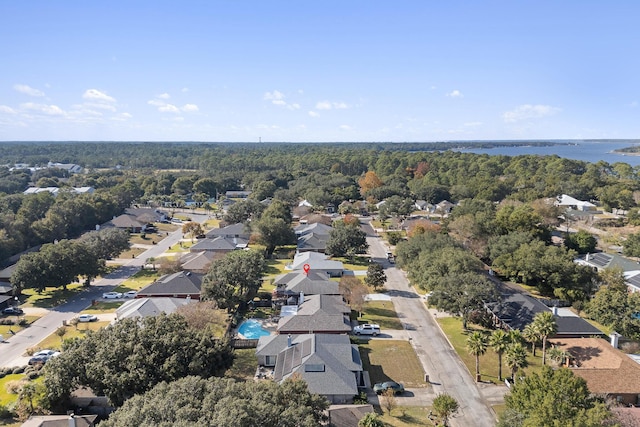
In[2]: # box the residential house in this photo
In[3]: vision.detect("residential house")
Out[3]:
[23,186,95,196]
[485,291,605,338]
[225,190,252,199]
[294,222,333,253]
[576,252,640,293]
[106,214,145,233]
[189,236,248,253]
[21,414,97,427]
[435,200,455,215]
[255,333,365,403]
[414,200,431,211]
[115,297,195,321]
[47,161,83,174]
[290,252,344,277]
[137,271,203,300]
[273,271,340,298]
[556,194,598,212]
[277,294,351,335]
[551,337,640,405]
[180,251,218,273]
[205,222,251,240]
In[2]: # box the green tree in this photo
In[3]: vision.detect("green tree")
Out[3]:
[254,216,295,257]
[467,331,488,382]
[182,221,204,242]
[531,312,557,365]
[325,221,368,257]
[522,323,541,357]
[364,262,386,291]
[202,249,266,311]
[504,342,528,381]
[100,375,329,427]
[502,366,612,427]
[432,393,459,427]
[564,230,597,254]
[586,271,640,340]
[489,330,510,381]
[44,314,234,409]
[223,199,265,224]
[358,412,384,427]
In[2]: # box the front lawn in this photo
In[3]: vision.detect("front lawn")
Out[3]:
[82,302,124,313]
[22,284,85,309]
[437,317,543,383]
[114,269,161,292]
[359,340,426,388]
[357,300,403,330]
[379,406,431,427]
[0,374,24,407]
[0,316,39,336]
[31,321,110,353]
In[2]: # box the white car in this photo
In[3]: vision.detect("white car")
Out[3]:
[123,291,137,298]
[77,314,98,322]
[353,324,381,336]
[33,349,56,357]
[102,292,123,299]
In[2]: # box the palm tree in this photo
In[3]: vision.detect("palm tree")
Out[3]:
[504,342,528,381]
[532,311,558,365]
[546,345,567,368]
[522,323,540,356]
[489,330,510,381]
[467,331,488,382]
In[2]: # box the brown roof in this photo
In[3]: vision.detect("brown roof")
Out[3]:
[552,337,640,395]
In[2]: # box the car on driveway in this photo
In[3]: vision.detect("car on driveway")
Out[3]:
[2,307,24,315]
[353,324,381,336]
[123,291,137,298]
[102,292,123,299]
[373,381,405,395]
[28,355,49,365]
[77,314,98,322]
[33,349,56,357]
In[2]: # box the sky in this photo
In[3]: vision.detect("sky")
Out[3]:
[1,1,640,143]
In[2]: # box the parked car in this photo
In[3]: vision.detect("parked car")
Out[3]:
[2,307,23,315]
[102,292,123,299]
[28,355,49,365]
[123,291,137,298]
[373,381,405,395]
[33,349,56,357]
[77,314,98,322]
[353,324,381,336]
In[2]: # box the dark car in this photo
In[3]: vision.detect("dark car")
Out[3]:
[2,307,24,315]
[28,355,49,365]
[373,381,405,395]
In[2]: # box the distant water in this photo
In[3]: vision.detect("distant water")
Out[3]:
[456,140,640,166]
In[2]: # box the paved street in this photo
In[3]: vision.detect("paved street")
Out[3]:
[0,212,210,368]
[362,219,502,427]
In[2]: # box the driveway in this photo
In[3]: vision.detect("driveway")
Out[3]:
[361,218,502,427]
[0,212,211,368]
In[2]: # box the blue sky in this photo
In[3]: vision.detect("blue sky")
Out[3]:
[1,1,639,142]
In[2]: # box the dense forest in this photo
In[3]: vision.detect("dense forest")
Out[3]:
[2,141,640,266]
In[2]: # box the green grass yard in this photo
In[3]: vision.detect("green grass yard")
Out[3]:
[358,300,403,330]
[359,340,426,388]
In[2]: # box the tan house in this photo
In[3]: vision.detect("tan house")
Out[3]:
[552,337,640,405]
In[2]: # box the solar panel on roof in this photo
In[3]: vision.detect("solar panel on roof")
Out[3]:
[628,275,640,289]
[588,253,611,267]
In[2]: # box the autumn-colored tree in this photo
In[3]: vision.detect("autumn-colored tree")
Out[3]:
[182,222,204,242]
[358,171,383,197]
[407,219,441,237]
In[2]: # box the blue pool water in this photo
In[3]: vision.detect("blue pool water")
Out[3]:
[238,319,271,339]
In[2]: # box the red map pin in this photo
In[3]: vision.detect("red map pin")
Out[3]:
[303,264,310,275]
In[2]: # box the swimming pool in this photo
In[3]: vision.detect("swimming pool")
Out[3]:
[238,319,271,339]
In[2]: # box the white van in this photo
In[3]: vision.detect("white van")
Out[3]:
[353,324,381,336]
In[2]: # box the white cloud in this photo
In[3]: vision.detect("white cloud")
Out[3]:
[182,104,199,112]
[339,125,352,131]
[0,105,16,114]
[112,112,133,121]
[447,90,463,98]
[148,99,165,107]
[83,89,116,103]
[159,104,180,113]
[316,100,348,110]
[263,90,285,101]
[181,87,189,93]
[21,102,66,116]
[288,103,300,110]
[464,121,483,127]
[308,111,319,117]
[83,102,117,112]
[158,93,171,99]
[502,104,561,123]
[272,99,286,106]
[13,84,45,97]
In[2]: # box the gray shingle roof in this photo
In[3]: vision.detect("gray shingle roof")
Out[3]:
[138,271,203,296]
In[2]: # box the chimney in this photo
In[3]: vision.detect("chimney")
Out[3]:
[287,334,292,347]
[299,292,304,304]
[610,332,620,349]
[552,306,559,316]
[585,253,590,262]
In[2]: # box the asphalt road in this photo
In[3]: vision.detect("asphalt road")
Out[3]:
[0,212,210,367]
[361,219,498,427]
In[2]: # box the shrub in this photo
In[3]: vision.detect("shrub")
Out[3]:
[25,347,37,356]
[26,371,39,380]
[5,380,24,394]
[12,367,25,375]
[353,391,368,404]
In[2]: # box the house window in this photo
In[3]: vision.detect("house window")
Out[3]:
[265,356,276,366]
[304,364,325,372]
